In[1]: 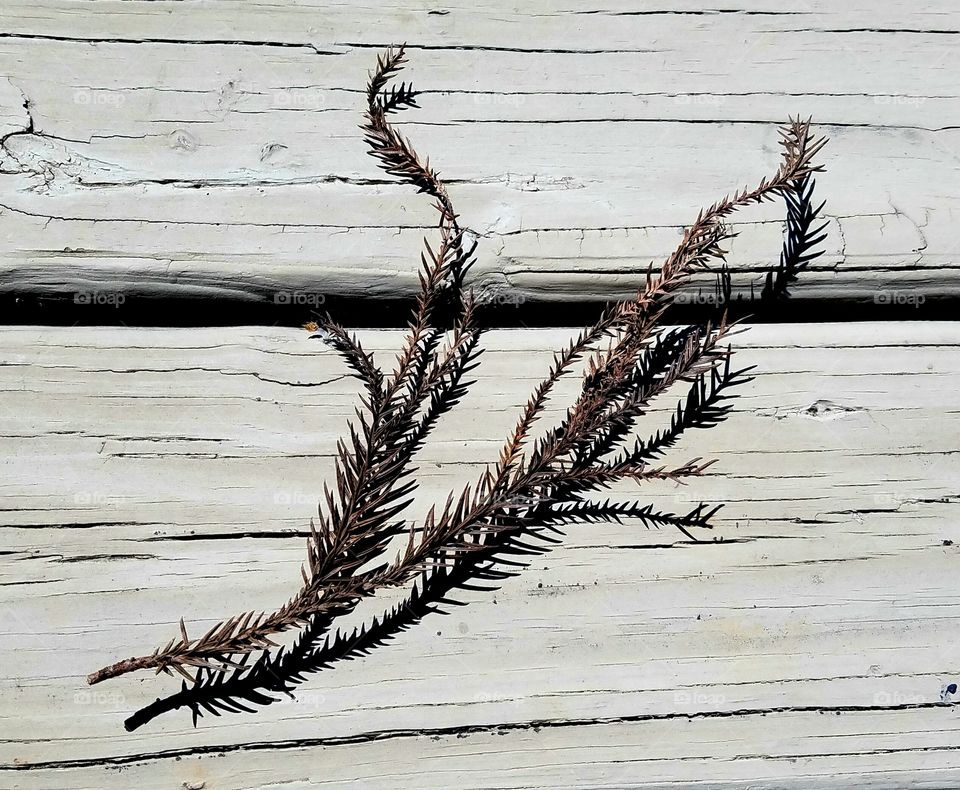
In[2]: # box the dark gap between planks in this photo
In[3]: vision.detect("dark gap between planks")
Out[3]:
[1,293,957,328]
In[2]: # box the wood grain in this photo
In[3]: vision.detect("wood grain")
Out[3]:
[1,322,958,787]
[0,1,957,304]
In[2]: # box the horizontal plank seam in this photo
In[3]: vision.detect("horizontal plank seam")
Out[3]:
[6,701,957,771]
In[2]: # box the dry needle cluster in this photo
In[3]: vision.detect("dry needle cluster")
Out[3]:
[87,46,828,730]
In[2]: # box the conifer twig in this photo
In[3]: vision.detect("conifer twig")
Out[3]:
[88,49,828,728]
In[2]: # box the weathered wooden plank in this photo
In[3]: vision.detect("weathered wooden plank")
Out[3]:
[1,322,958,787]
[9,712,960,789]
[0,1,956,304]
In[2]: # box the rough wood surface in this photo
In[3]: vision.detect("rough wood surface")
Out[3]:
[0,1,957,304]
[2,322,958,788]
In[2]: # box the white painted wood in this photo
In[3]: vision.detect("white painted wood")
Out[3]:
[0,1,956,303]
[1,322,958,787]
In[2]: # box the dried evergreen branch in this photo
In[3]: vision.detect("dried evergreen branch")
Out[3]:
[125,494,717,731]
[88,44,479,687]
[308,319,384,410]
[90,47,829,728]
